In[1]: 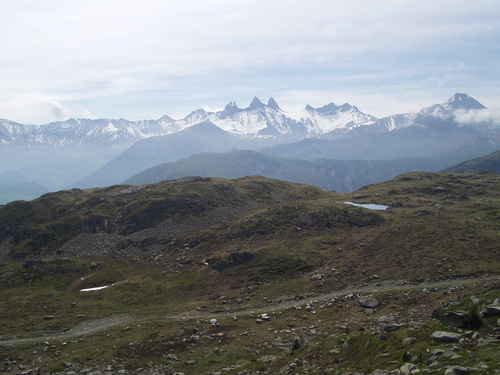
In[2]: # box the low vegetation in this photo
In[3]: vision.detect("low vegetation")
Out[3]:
[0,173,500,374]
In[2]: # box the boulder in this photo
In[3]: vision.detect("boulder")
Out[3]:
[358,296,380,309]
[434,310,482,330]
[209,318,219,327]
[482,305,500,317]
[400,362,417,375]
[402,337,417,346]
[431,331,462,343]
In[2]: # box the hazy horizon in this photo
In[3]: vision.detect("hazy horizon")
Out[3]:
[2,0,500,124]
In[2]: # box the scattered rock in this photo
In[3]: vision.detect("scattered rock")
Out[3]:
[259,313,271,321]
[383,323,405,332]
[310,274,323,281]
[482,305,500,317]
[259,355,278,363]
[431,331,462,343]
[166,354,178,361]
[358,296,380,309]
[402,337,417,346]
[400,362,417,375]
[209,318,219,327]
[470,296,481,305]
[434,310,482,330]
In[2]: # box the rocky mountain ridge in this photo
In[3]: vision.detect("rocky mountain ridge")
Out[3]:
[0,93,491,147]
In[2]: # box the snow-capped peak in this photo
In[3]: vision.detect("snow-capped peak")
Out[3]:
[219,101,241,117]
[3,92,488,147]
[267,97,281,111]
[445,93,486,110]
[248,97,266,110]
[419,93,487,118]
[300,102,377,134]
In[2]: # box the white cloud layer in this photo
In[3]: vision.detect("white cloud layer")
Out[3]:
[1,0,500,122]
[454,109,500,125]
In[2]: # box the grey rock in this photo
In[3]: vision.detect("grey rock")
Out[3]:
[402,337,417,346]
[259,355,278,363]
[209,318,219,327]
[383,323,405,332]
[358,296,380,309]
[259,313,271,321]
[400,363,417,375]
[437,311,470,329]
[431,331,462,343]
[166,353,178,361]
[483,305,500,317]
[470,296,481,305]
[310,273,323,281]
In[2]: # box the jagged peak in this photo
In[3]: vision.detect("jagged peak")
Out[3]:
[224,101,239,110]
[267,97,281,111]
[219,101,242,117]
[248,96,265,110]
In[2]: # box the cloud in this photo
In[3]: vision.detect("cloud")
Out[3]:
[454,108,500,125]
[0,94,93,124]
[1,0,500,122]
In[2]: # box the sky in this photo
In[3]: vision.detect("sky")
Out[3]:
[1,0,500,124]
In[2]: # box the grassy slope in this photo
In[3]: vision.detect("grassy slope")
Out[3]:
[1,173,500,373]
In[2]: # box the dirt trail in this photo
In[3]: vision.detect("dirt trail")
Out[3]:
[1,275,498,346]
[167,275,500,320]
[0,315,132,347]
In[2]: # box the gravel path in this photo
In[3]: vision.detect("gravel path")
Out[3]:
[1,274,498,346]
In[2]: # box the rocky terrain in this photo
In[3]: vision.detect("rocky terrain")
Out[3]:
[0,173,499,374]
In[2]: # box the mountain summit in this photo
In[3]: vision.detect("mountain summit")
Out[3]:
[248,96,266,110]
[267,97,281,111]
[0,93,492,147]
[446,93,486,110]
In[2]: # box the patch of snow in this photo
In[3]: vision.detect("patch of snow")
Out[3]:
[344,202,389,211]
[80,285,111,292]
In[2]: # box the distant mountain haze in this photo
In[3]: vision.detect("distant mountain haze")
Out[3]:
[124,150,446,192]
[1,93,499,200]
[445,150,500,173]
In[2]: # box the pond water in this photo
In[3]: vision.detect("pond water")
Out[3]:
[344,202,389,211]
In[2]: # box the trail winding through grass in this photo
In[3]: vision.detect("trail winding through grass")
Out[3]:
[1,274,498,346]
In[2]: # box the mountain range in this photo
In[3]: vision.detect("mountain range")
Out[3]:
[0,170,48,204]
[124,149,443,192]
[1,93,499,200]
[4,93,484,147]
[0,96,378,147]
